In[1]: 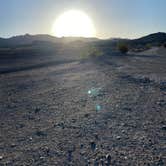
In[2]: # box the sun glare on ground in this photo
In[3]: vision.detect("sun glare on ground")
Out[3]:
[52,10,96,38]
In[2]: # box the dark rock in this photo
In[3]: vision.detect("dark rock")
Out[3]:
[34,108,41,113]
[106,154,111,164]
[35,131,47,137]
[161,126,166,131]
[84,113,90,118]
[90,141,96,151]
[67,150,72,162]
[80,144,84,149]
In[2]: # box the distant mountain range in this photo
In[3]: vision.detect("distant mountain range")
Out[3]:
[0,34,98,47]
[0,32,165,48]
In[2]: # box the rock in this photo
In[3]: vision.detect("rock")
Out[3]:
[40,156,45,159]
[0,156,3,160]
[106,154,111,164]
[34,108,41,113]
[67,150,72,162]
[157,100,165,107]
[122,130,125,133]
[80,144,84,149]
[161,126,166,131]
[94,133,99,140]
[124,156,128,160]
[100,158,104,165]
[35,131,47,137]
[84,113,90,118]
[90,141,96,151]
[11,143,16,147]
[116,136,121,140]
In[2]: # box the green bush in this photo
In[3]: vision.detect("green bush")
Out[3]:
[117,43,128,54]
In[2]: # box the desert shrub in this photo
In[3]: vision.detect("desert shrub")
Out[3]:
[145,43,151,49]
[81,46,103,59]
[117,43,128,54]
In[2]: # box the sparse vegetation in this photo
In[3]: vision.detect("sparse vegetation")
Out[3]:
[81,46,104,59]
[117,43,129,54]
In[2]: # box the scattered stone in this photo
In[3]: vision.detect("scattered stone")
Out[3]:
[106,154,111,164]
[161,126,166,131]
[87,160,90,164]
[156,100,165,107]
[84,113,90,118]
[94,133,99,140]
[90,141,96,151]
[80,144,84,149]
[16,123,25,129]
[56,122,65,129]
[96,104,102,112]
[67,150,72,162]
[122,130,125,133]
[116,136,121,140]
[80,151,86,155]
[29,137,33,140]
[124,156,128,160]
[100,158,104,165]
[40,156,45,159]
[35,131,47,137]
[141,77,151,83]
[34,108,41,113]
[11,143,16,148]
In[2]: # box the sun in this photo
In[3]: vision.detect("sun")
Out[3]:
[52,10,96,38]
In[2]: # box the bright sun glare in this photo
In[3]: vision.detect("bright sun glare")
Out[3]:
[52,10,96,38]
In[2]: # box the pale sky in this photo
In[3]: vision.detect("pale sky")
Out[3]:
[0,0,166,39]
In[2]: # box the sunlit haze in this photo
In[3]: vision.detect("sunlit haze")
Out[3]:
[52,10,96,37]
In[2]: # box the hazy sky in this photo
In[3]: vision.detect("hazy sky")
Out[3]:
[0,0,166,39]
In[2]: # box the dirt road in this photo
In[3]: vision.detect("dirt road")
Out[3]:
[0,48,166,165]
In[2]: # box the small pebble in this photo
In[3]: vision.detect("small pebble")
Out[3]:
[106,154,111,163]
[162,126,166,130]
[124,156,128,159]
[40,156,45,159]
[90,141,96,151]
[11,143,16,147]
[122,130,125,133]
[116,136,121,140]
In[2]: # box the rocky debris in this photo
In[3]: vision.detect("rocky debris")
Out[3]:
[90,141,96,151]
[116,136,121,140]
[55,122,65,129]
[34,107,41,113]
[84,113,90,118]
[156,99,165,107]
[35,130,47,137]
[161,126,166,131]
[15,123,25,129]
[11,143,17,148]
[106,154,111,164]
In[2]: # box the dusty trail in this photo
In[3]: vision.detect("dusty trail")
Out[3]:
[0,49,166,165]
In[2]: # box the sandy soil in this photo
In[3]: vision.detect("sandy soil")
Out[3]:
[0,47,166,165]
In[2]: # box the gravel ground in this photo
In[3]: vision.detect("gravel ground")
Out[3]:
[0,47,166,165]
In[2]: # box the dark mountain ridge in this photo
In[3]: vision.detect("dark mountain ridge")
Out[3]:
[0,32,165,48]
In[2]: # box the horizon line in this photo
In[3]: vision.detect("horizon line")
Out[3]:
[0,31,166,40]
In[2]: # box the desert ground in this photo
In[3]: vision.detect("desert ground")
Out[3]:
[0,45,166,165]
